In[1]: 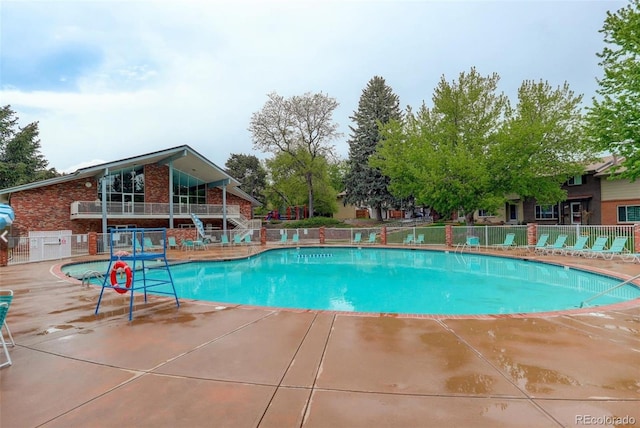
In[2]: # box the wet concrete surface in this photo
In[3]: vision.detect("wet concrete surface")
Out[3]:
[0,245,638,427]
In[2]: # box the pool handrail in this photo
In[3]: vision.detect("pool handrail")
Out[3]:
[580,272,640,308]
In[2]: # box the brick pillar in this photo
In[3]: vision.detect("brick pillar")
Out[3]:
[527,223,538,247]
[88,232,98,255]
[381,226,387,245]
[0,241,7,267]
[445,224,453,247]
[635,224,640,253]
[260,227,267,246]
[319,227,325,244]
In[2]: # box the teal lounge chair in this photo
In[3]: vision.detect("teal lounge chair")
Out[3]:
[532,234,550,254]
[353,232,362,244]
[0,290,14,350]
[541,234,568,255]
[143,237,163,251]
[233,234,242,245]
[588,236,628,259]
[559,235,589,256]
[132,238,144,253]
[403,234,414,245]
[622,252,640,263]
[367,233,377,244]
[492,233,516,250]
[574,236,608,257]
[167,236,179,250]
[457,236,480,252]
[0,290,13,368]
[292,233,300,244]
[416,234,425,245]
[244,234,252,244]
[279,233,288,244]
[220,234,230,246]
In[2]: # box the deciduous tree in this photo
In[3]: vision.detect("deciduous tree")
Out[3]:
[586,0,640,180]
[374,68,508,224]
[491,80,592,204]
[249,92,340,217]
[373,70,591,225]
[264,151,337,217]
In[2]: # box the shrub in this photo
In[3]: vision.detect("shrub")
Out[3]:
[284,217,345,228]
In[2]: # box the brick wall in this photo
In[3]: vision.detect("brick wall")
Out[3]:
[207,187,253,219]
[9,169,254,235]
[10,178,99,234]
[600,198,640,225]
[145,164,169,203]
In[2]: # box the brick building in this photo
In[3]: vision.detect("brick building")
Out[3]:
[0,145,260,236]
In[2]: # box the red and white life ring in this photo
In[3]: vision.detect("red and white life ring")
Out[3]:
[110,260,132,294]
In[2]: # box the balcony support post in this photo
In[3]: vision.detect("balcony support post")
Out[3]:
[101,168,108,235]
[168,160,174,228]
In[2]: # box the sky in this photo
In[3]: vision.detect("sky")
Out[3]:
[0,0,627,174]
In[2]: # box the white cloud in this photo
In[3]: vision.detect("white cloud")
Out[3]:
[61,159,108,174]
[1,0,625,172]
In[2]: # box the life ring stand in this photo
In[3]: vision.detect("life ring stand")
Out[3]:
[110,260,132,294]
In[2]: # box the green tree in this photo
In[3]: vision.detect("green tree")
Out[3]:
[327,158,348,193]
[374,68,508,224]
[374,69,589,225]
[249,92,341,217]
[491,80,592,203]
[264,151,337,217]
[0,105,58,188]
[224,153,267,203]
[586,0,640,180]
[344,76,403,220]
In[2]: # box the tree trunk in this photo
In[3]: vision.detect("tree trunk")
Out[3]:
[306,172,314,218]
[465,211,475,226]
[375,205,383,221]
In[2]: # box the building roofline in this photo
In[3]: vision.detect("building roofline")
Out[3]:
[0,145,261,206]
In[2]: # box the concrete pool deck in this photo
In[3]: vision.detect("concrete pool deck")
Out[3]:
[0,245,639,427]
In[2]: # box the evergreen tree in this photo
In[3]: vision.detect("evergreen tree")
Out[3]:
[0,105,58,188]
[344,76,402,220]
[224,153,267,203]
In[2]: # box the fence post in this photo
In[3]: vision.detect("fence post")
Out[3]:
[445,224,453,247]
[88,232,98,255]
[0,241,7,267]
[381,226,387,245]
[635,224,640,253]
[319,227,325,244]
[527,223,537,247]
[260,227,267,246]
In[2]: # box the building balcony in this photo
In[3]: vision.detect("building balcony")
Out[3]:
[70,201,241,220]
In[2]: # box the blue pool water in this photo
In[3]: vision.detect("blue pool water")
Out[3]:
[62,247,640,315]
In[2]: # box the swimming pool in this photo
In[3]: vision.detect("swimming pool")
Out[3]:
[62,247,640,316]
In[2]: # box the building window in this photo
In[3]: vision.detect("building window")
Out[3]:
[618,205,640,223]
[478,209,493,217]
[98,166,145,203]
[172,170,206,205]
[535,204,558,220]
[567,175,583,186]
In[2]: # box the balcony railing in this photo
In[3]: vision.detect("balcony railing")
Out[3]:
[70,201,241,218]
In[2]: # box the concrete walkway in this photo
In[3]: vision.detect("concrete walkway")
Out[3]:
[0,246,639,427]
